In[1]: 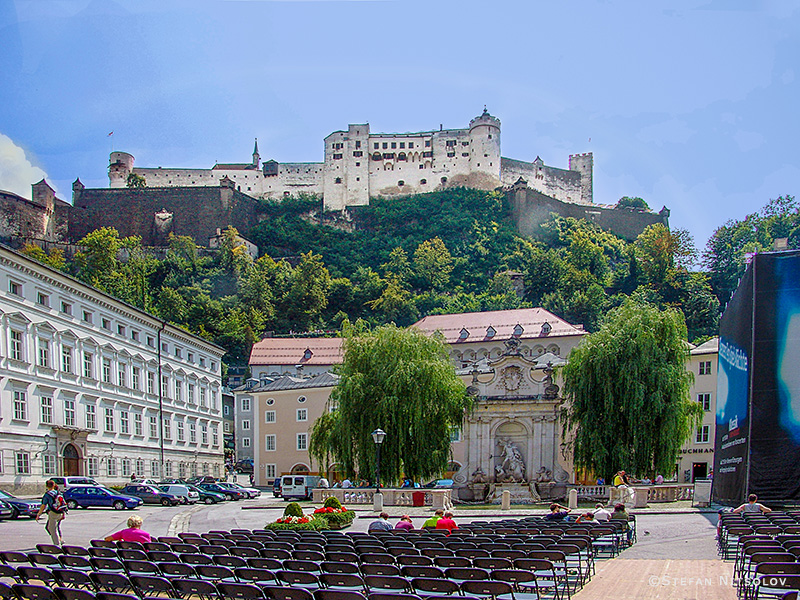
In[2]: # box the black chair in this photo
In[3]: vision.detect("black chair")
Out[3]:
[261,586,314,600]
[146,551,179,563]
[213,555,247,569]
[143,543,171,552]
[276,571,320,590]
[322,563,360,575]
[57,556,93,573]
[12,584,59,600]
[194,565,238,584]
[409,577,460,598]
[459,580,514,600]
[62,547,91,558]
[318,573,367,593]
[122,561,161,578]
[157,563,196,580]
[90,542,116,549]
[129,575,177,599]
[283,561,321,575]
[247,559,283,571]
[36,545,64,556]
[53,587,97,600]
[94,593,138,600]
[234,567,278,587]
[229,547,260,559]
[433,557,470,569]
[363,575,412,593]
[52,568,95,591]
[88,558,125,574]
[0,582,16,600]
[88,572,135,595]
[179,554,214,566]
[313,591,367,600]
[87,549,116,560]
[367,593,421,600]
[400,566,444,579]
[396,556,433,567]
[359,565,401,577]
[16,567,57,586]
[443,568,489,584]
[487,569,541,600]
[217,582,266,600]
[115,543,144,552]
[171,578,218,600]
[29,555,61,569]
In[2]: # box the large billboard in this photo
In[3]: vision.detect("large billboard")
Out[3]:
[714,251,800,505]
[713,264,753,505]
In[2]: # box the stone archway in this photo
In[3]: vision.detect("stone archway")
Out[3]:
[291,463,310,475]
[62,443,81,477]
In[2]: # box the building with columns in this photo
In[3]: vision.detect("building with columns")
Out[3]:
[0,245,225,494]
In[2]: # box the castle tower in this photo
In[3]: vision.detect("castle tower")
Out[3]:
[568,152,593,204]
[108,151,135,188]
[252,138,260,169]
[468,107,501,181]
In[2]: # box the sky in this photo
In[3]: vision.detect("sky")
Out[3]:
[1,0,798,252]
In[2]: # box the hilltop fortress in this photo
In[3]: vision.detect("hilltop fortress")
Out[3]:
[109,109,594,211]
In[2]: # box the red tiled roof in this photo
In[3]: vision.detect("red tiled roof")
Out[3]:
[249,337,344,366]
[412,308,584,344]
[212,163,256,170]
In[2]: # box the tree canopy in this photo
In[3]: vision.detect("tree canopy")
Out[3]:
[560,299,701,481]
[309,322,471,483]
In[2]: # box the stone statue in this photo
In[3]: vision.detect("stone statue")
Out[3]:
[535,466,553,483]
[542,362,560,400]
[471,468,487,484]
[496,439,525,483]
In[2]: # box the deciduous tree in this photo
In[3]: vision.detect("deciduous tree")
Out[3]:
[561,300,701,481]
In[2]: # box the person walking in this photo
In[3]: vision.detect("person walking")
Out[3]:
[35,479,66,545]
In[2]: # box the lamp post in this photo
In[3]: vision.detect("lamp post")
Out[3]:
[371,428,386,494]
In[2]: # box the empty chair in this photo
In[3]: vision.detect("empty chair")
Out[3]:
[443,568,489,584]
[230,547,260,559]
[115,543,144,552]
[313,591,367,600]
[359,555,395,566]
[95,593,138,600]
[88,549,118,560]
[433,557,470,569]
[326,553,360,564]
[198,546,229,556]
[367,594,421,600]
[12,584,59,600]
[179,554,214,566]
[276,570,320,590]
[364,576,411,593]
[513,559,568,599]
[295,551,326,563]
[90,542,116,549]
[36,545,64,556]
[145,551,178,563]
[359,565,401,577]
[322,563,360,575]
[116,550,147,562]
[194,565,238,584]
[0,582,17,600]
[234,567,278,587]
[212,555,247,569]
[284,560,321,575]
[410,577,460,598]
[473,559,512,571]
[121,561,160,577]
[16,567,56,586]
[216,582,266,600]
[487,569,541,600]
[459,580,514,600]
[171,578,219,600]
[143,543,171,552]
[53,587,97,600]
[400,566,444,579]
[261,549,292,561]
[52,568,95,591]
[61,547,91,558]
[169,544,199,555]
[261,587,314,600]
[89,572,135,595]
[57,556,93,572]
[0,565,19,583]
[129,575,177,599]
[248,558,283,571]
[157,563,196,580]
[396,556,433,567]
[29,555,61,568]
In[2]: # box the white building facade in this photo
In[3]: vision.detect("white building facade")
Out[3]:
[108,110,593,212]
[0,245,226,494]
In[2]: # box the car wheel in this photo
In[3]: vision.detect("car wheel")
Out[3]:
[9,507,19,519]
[180,497,188,505]
[204,497,214,505]
[66,499,79,510]
[226,494,236,501]
[161,498,171,506]
[113,501,125,510]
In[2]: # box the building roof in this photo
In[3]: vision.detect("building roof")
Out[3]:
[412,308,585,344]
[244,371,339,393]
[212,163,257,170]
[249,337,344,367]
[691,336,719,356]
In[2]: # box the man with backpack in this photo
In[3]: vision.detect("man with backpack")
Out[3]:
[35,479,67,545]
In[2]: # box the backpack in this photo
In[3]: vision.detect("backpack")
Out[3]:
[47,490,68,514]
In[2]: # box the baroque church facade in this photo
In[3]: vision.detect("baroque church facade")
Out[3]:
[108,109,594,212]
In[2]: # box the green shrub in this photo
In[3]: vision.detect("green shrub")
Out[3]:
[284,502,304,517]
[320,510,355,528]
[264,516,328,531]
[323,496,342,509]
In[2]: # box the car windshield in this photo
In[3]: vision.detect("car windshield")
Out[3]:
[0,490,14,499]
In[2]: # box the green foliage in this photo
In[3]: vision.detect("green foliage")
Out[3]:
[317,509,355,528]
[310,322,471,483]
[616,196,650,210]
[20,244,66,271]
[323,496,342,509]
[126,172,147,188]
[561,300,702,481]
[264,516,328,531]
[283,502,304,517]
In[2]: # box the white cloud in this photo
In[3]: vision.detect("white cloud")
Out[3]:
[0,133,50,199]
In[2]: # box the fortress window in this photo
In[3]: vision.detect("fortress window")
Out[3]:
[355,141,361,149]
[420,179,427,185]
[462,141,469,146]
[462,153,469,157]
[446,140,456,147]
[391,142,396,149]
[356,177,360,181]
[399,142,405,149]
[423,151,433,158]
[284,191,290,196]
[353,151,363,157]
[333,153,343,159]
[425,140,431,147]
[355,162,361,167]
[488,134,492,139]
[398,180,404,186]
[372,152,382,160]
[447,152,456,158]
[335,177,342,184]
[398,153,407,161]
[382,142,388,149]
[441,177,447,184]
[409,142,414,148]
[374,143,379,149]
[419,165,424,169]
[383,153,395,159]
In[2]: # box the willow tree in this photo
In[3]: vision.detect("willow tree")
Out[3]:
[561,299,701,481]
[310,321,470,484]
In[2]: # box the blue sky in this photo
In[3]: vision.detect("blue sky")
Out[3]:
[1,0,798,253]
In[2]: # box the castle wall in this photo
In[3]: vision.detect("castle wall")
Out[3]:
[501,158,589,205]
[0,185,70,243]
[509,185,668,241]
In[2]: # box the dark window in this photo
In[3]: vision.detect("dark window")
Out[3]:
[391,142,396,149]
[425,140,431,147]
[447,152,456,158]
[409,142,414,148]
[441,177,447,184]
[398,153,407,161]
[382,142,388,149]
[399,142,405,149]
[398,180,404,186]
[383,153,395,159]
[335,177,342,184]
[353,151,363,157]
[420,179,427,185]
[423,151,433,158]
[374,143,379,149]
[333,153,342,159]
[372,152,382,160]
[355,141,361,149]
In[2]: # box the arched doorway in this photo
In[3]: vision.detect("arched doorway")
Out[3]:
[62,444,81,477]
[291,463,310,475]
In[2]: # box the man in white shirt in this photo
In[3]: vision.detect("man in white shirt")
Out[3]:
[593,503,612,522]
[341,478,353,488]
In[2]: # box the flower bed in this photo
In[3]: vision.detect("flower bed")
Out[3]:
[264,514,328,531]
[313,505,356,529]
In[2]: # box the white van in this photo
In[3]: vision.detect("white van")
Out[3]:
[281,475,321,500]
[48,476,100,489]
[158,484,199,504]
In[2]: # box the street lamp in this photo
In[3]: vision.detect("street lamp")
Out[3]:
[371,428,386,494]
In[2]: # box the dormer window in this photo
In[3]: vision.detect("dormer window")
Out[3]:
[486,326,496,339]
[512,324,524,337]
[459,328,469,341]
[303,348,313,360]
[541,322,552,335]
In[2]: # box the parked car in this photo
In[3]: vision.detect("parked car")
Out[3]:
[63,486,142,510]
[198,483,244,501]
[119,484,181,506]
[0,489,40,519]
[48,476,100,489]
[0,499,14,520]
[131,478,161,486]
[423,479,454,488]
[234,459,254,474]
[217,482,260,499]
[187,476,217,485]
[272,478,281,498]
[185,484,225,505]
[158,484,199,505]
[280,475,320,500]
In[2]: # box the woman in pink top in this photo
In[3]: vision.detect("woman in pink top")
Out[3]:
[395,515,414,531]
[105,515,152,543]
[435,511,458,534]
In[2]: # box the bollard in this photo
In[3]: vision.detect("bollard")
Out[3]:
[373,492,384,512]
[501,489,511,510]
[568,488,578,509]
